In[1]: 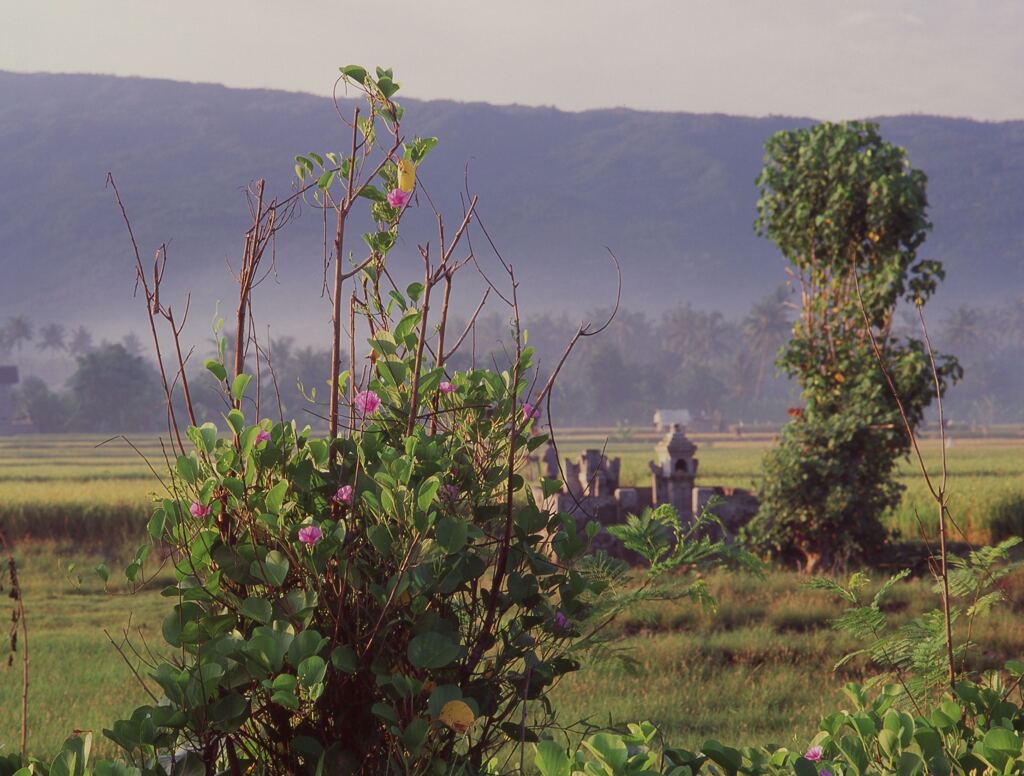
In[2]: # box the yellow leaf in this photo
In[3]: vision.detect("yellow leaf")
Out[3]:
[397,158,417,193]
[834,372,846,383]
[439,699,474,733]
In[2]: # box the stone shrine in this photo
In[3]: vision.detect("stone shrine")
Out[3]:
[534,424,758,556]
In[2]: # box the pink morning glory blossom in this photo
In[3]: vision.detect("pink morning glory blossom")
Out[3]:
[190,501,212,518]
[298,525,323,546]
[354,390,381,416]
[333,485,354,506]
[804,747,823,763]
[439,381,456,394]
[554,611,570,632]
[819,770,832,776]
[523,402,541,420]
[387,188,411,209]
[255,429,271,444]
[440,484,460,504]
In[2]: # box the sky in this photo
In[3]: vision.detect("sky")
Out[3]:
[3,1,1023,120]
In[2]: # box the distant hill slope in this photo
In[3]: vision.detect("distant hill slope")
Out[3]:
[1,72,1022,335]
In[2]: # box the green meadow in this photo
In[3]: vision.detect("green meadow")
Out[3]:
[0,432,1021,757]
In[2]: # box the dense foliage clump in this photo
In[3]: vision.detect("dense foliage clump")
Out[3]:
[747,121,961,570]
[66,65,740,776]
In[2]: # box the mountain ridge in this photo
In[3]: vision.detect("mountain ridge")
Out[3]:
[2,71,1022,338]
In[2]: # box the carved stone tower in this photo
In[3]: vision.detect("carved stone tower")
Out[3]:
[649,423,698,522]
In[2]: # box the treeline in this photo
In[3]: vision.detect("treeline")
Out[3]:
[4,291,1023,432]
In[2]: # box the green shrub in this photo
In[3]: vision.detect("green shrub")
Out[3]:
[533,667,1024,775]
[69,66,743,776]
[747,121,960,570]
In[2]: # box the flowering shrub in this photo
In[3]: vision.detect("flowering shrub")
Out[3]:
[81,65,742,775]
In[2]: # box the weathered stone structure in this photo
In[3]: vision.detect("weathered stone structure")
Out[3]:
[0,366,18,435]
[534,424,758,557]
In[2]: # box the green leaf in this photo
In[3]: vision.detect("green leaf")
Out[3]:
[340,65,368,83]
[377,76,399,99]
[371,702,398,724]
[316,170,335,191]
[240,597,273,624]
[358,184,387,202]
[49,732,92,776]
[271,689,299,710]
[226,409,245,436]
[435,516,468,554]
[298,656,327,688]
[231,373,252,401]
[204,359,227,382]
[265,481,289,514]
[251,551,290,587]
[582,734,628,771]
[288,628,327,666]
[175,455,199,484]
[983,727,1022,754]
[368,524,394,557]
[407,631,460,669]
[417,478,441,511]
[331,645,357,673]
[540,477,563,499]
[793,757,819,776]
[534,740,571,776]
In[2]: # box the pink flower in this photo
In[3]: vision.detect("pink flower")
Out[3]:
[189,501,212,518]
[255,429,271,445]
[354,390,381,416]
[439,381,456,395]
[804,747,823,763]
[333,485,354,506]
[440,484,460,504]
[523,402,541,420]
[554,610,570,632]
[819,770,832,776]
[298,525,323,546]
[387,188,411,209]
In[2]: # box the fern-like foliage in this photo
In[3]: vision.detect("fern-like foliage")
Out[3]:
[607,501,762,577]
[808,538,1021,709]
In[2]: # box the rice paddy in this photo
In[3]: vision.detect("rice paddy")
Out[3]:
[0,431,1021,757]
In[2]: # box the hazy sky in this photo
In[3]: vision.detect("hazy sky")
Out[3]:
[4,0,1022,120]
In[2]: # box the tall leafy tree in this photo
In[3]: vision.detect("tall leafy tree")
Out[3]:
[67,343,163,431]
[748,122,961,570]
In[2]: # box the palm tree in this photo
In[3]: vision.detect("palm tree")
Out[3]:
[4,315,33,352]
[662,304,730,364]
[742,286,793,401]
[38,323,67,352]
[940,304,985,349]
[67,326,94,355]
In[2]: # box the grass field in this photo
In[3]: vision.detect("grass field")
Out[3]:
[3,432,1022,544]
[0,432,1021,757]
